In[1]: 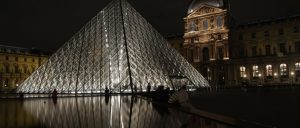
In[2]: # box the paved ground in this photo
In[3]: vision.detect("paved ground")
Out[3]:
[189,86,300,128]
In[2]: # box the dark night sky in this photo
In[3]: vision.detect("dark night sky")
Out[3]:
[1,0,300,52]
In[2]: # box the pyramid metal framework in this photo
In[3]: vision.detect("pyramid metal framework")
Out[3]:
[17,0,209,94]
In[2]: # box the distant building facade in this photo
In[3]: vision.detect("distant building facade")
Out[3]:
[181,0,300,86]
[0,45,48,92]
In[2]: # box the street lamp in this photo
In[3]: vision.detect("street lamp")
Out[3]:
[291,72,295,86]
[258,73,262,86]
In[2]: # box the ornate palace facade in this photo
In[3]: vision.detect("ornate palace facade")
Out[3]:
[181,0,300,86]
[0,45,48,92]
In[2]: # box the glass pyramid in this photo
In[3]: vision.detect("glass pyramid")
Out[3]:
[17,0,209,94]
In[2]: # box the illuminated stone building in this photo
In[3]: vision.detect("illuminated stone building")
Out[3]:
[0,45,48,92]
[231,16,300,86]
[183,0,230,86]
[183,0,300,86]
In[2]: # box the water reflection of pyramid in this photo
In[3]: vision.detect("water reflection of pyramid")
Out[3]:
[17,0,209,94]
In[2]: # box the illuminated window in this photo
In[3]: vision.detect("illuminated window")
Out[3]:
[295,63,300,70]
[240,66,246,78]
[203,20,208,30]
[252,65,259,77]
[217,16,223,29]
[280,64,287,76]
[266,65,272,76]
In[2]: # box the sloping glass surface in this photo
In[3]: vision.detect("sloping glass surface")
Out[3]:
[17,0,209,94]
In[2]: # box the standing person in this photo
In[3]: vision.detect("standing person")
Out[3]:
[105,87,109,96]
[168,85,189,107]
[52,89,57,98]
[146,83,151,97]
[162,87,170,103]
[147,83,151,93]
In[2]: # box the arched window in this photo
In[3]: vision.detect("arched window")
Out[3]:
[252,65,259,77]
[240,66,246,78]
[202,47,209,62]
[266,65,273,76]
[280,64,287,76]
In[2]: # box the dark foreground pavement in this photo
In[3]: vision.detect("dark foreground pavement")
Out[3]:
[189,86,300,128]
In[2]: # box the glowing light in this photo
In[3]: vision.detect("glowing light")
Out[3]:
[243,74,247,78]
[274,73,278,76]
[291,72,295,76]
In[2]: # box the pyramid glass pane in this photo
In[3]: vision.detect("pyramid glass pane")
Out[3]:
[17,0,209,94]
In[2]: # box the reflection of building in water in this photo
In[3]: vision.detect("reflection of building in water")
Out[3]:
[0,45,48,92]
[20,96,232,128]
[0,100,40,128]
[17,0,209,94]
[179,0,300,86]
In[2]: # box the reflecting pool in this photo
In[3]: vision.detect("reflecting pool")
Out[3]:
[0,96,233,128]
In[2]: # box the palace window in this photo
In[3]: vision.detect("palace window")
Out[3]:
[251,32,256,39]
[5,65,10,73]
[296,63,300,71]
[265,45,271,55]
[293,26,299,33]
[239,34,243,40]
[266,65,273,76]
[264,31,270,37]
[252,46,257,56]
[240,66,246,78]
[195,47,200,60]
[189,21,197,32]
[280,64,288,76]
[273,47,277,55]
[279,43,286,54]
[14,65,19,73]
[295,42,300,53]
[217,16,223,29]
[279,28,284,35]
[218,47,223,60]
[252,65,259,77]
[203,20,208,30]
[202,47,209,62]
[296,63,300,77]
